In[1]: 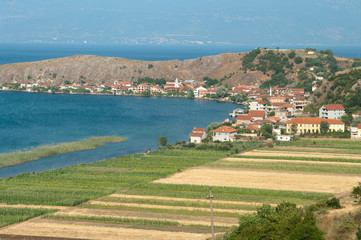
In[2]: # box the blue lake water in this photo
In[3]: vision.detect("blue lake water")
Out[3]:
[0,91,238,177]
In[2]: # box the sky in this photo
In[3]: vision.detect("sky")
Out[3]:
[1,0,361,46]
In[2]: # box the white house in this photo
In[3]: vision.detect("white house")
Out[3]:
[189,128,206,143]
[194,86,207,98]
[276,135,293,141]
[351,124,361,139]
[319,104,345,120]
[212,126,237,142]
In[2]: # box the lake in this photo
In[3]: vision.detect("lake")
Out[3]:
[0,91,238,177]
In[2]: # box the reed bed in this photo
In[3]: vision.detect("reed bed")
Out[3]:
[0,136,127,168]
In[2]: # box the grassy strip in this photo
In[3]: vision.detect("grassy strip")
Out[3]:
[212,161,361,174]
[233,155,361,163]
[44,214,231,231]
[0,136,127,168]
[0,207,56,228]
[99,196,259,211]
[279,139,361,148]
[267,147,361,155]
[81,203,242,218]
[123,183,330,205]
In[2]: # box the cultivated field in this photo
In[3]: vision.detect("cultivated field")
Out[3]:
[0,139,360,239]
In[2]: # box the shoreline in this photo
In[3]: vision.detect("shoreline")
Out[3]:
[0,89,243,104]
[0,136,127,170]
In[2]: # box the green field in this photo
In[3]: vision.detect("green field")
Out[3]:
[0,207,55,228]
[0,138,359,239]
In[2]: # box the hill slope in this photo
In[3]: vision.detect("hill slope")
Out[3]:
[0,49,359,91]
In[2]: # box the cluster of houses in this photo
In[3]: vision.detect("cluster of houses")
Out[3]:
[1,78,218,98]
[189,85,361,143]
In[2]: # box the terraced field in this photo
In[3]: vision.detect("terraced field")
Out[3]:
[0,139,360,239]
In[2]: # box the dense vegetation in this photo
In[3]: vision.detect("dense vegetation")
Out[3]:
[0,207,55,227]
[223,202,325,240]
[324,69,361,114]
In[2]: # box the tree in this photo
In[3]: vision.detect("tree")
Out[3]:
[288,50,296,59]
[141,90,151,97]
[291,123,298,134]
[320,121,329,134]
[157,136,167,147]
[260,123,273,139]
[49,85,59,93]
[216,86,228,98]
[187,87,194,99]
[294,56,303,64]
[341,114,353,127]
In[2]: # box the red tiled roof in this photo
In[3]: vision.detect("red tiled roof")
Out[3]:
[212,126,237,133]
[247,125,259,131]
[267,116,281,122]
[280,103,295,108]
[190,132,204,137]
[192,128,205,132]
[236,115,252,120]
[248,110,266,118]
[324,104,345,111]
[286,117,344,125]
[358,123,361,129]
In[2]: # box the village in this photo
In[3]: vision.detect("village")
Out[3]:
[1,77,361,142]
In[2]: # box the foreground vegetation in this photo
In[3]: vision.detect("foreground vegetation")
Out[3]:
[0,136,127,168]
[0,207,55,228]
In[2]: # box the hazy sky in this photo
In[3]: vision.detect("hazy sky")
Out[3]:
[1,0,361,46]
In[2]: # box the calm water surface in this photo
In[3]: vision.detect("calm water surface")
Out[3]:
[0,91,238,177]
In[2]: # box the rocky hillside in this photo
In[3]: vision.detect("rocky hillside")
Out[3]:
[0,49,359,89]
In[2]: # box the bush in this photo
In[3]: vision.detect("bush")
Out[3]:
[351,182,361,203]
[295,56,303,64]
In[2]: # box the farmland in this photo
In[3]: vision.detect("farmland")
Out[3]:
[0,139,360,239]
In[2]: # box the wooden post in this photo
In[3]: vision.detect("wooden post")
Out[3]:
[208,186,215,240]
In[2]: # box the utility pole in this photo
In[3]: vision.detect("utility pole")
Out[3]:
[207,186,215,240]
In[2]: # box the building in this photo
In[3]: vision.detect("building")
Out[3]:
[236,115,253,125]
[319,104,345,120]
[286,117,345,134]
[189,128,206,143]
[248,110,266,121]
[194,86,207,98]
[350,124,361,139]
[276,135,294,141]
[164,78,182,91]
[212,126,237,142]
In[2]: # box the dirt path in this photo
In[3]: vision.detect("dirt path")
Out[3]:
[0,218,212,240]
[153,167,361,193]
[109,193,271,206]
[274,146,361,154]
[240,150,361,160]
[54,208,238,227]
[222,157,361,166]
[87,200,255,214]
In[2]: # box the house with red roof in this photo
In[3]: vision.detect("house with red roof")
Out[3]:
[189,128,206,143]
[286,117,344,134]
[248,110,266,121]
[319,104,345,120]
[236,115,253,125]
[212,126,237,142]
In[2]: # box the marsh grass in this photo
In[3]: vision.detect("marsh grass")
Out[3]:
[0,136,127,168]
